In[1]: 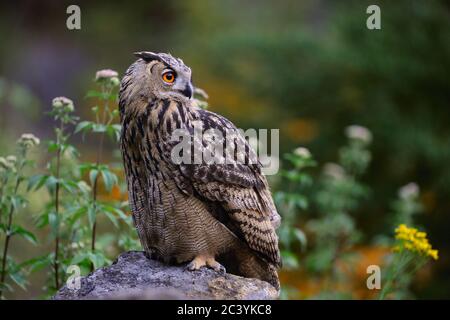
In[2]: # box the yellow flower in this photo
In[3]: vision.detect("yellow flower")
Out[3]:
[429,250,439,260]
[394,224,439,260]
[416,232,427,239]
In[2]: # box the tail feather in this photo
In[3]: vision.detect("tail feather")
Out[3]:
[219,247,280,291]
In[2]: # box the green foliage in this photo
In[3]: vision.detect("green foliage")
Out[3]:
[15,71,139,297]
[75,71,129,272]
[28,96,85,294]
[0,134,40,298]
[276,126,371,299]
[276,124,440,300]
[275,147,315,268]
[379,221,438,300]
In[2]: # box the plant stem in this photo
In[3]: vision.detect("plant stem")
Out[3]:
[90,88,108,271]
[378,251,410,300]
[53,147,61,289]
[0,169,22,298]
[0,175,9,226]
[53,121,64,290]
[90,132,104,271]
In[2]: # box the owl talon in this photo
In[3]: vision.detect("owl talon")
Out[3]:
[186,261,201,271]
[185,255,226,274]
[207,259,226,274]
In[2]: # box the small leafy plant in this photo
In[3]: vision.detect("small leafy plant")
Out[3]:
[28,97,84,294]
[75,70,124,272]
[380,223,438,299]
[0,134,40,297]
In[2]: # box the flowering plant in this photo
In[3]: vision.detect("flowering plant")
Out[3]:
[379,224,439,299]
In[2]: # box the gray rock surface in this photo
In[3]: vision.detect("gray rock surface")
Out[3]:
[54,251,279,300]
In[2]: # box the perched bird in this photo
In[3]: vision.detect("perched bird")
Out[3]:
[119,51,281,289]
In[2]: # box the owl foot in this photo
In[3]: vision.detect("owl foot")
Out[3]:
[186,255,226,274]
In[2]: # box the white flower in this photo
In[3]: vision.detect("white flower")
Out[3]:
[95,69,120,86]
[294,147,311,159]
[18,133,40,148]
[6,155,17,164]
[345,125,372,144]
[194,87,209,100]
[0,155,16,170]
[323,163,346,180]
[399,182,419,200]
[52,96,74,112]
[95,69,118,80]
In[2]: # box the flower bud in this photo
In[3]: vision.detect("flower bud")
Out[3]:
[399,182,419,200]
[293,147,311,159]
[0,155,16,170]
[18,133,40,149]
[345,125,372,144]
[95,69,119,86]
[323,162,346,180]
[52,96,74,113]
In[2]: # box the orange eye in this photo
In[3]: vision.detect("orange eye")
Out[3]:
[162,71,176,83]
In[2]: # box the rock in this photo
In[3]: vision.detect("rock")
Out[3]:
[53,251,279,300]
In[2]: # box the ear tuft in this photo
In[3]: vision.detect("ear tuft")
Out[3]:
[134,51,161,62]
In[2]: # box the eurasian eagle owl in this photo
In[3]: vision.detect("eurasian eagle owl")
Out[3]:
[119,51,281,289]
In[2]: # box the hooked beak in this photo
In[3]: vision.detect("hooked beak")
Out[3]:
[180,83,193,99]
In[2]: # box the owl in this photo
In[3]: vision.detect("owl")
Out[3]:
[119,51,281,289]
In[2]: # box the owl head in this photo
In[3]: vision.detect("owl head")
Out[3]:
[132,51,193,99]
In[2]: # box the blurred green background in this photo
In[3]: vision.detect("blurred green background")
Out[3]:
[0,0,449,299]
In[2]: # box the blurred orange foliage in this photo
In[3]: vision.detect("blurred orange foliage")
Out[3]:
[279,245,390,299]
[283,118,318,143]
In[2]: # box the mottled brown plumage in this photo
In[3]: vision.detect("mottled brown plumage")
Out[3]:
[118,51,281,289]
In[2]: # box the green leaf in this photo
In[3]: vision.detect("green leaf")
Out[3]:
[27,174,49,191]
[88,252,105,269]
[85,90,108,100]
[9,271,27,290]
[47,141,59,153]
[0,281,13,292]
[11,225,38,245]
[103,210,119,228]
[70,252,89,266]
[98,204,120,228]
[75,121,94,134]
[63,144,80,158]
[48,210,59,237]
[35,211,49,228]
[45,175,59,191]
[92,124,107,133]
[102,204,127,219]
[280,193,308,210]
[78,162,95,174]
[89,169,99,187]
[66,205,88,225]
[100,169,117,192]
[20,255,52,273]
[76,181,91,194]
[10,195,24,211]
[60,179,78,193]
[281,251,300,269]
[106,124,122,142]
[293,228,307,252]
